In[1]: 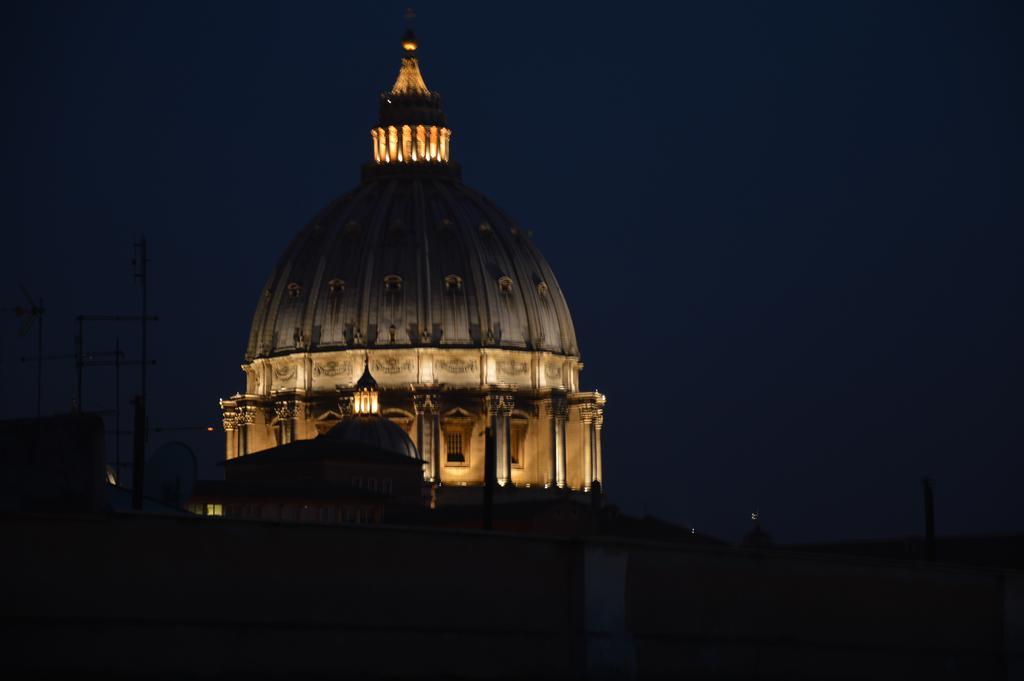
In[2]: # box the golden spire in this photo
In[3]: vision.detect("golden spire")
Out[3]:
[391,29,431,96]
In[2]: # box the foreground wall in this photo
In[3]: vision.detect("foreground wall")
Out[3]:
[3,513,1021,679]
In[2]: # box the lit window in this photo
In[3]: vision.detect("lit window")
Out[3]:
[205,503,223,517]
[511,421,527,466]
[446,431,464,463]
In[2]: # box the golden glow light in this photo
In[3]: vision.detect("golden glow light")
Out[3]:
[353,387,379,415]
[371,125,451,164]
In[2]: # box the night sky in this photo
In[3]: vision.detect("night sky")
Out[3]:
[3,1,1022,543]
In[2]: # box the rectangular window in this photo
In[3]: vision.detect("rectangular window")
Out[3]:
[205,503,223,516]
[446,431,464,463]
[352,476,362,488]
[382,478,393,495]
[511,422,527,466]
[368,478,378,492]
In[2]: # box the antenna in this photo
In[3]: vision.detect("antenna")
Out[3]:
[922,478,936,561]
[4,285,46,417]
[132,236,153,511]
[404,7,416,28]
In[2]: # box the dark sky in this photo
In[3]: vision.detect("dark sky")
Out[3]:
[3,1,1022,543]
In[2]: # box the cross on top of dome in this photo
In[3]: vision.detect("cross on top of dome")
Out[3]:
[391,29,431,96]
[371,24,452,166]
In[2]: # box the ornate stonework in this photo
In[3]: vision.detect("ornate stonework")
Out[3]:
[313,360,351,377]
[435,357,477,375]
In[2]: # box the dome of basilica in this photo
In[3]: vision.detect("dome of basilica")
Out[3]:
[221,30,606,496]
[245,167,579,359]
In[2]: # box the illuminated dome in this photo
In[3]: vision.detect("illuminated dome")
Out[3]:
[245,176,578,357]
[222,30,606,496]
[246,31,576,359]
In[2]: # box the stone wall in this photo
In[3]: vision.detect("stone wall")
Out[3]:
[4,513,1020,679]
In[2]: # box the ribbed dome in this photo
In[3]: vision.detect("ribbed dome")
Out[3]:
[245,170,579,359]
[245,30,579,362]
[322,415,419,460]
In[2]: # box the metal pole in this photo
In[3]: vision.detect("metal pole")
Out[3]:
[115,337,121,483]
[139,238,147,408]
[131,395,145,511]
[75,315,84,412]
[36,298,43,418]
[922,478,936,561]
[483,426,495,531]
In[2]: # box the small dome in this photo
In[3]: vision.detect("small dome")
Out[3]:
[323,415,419,460]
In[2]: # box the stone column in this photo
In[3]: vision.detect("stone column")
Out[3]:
[547,393,568,488]
[236,405,256,457]
[222,407,238,460]
[580,404,595,492]
[413,393,439,481]
[274,400,296,445]
[594,408,604,486]
[431,408,441,482]
[291,401,304,441]
[486,393,514,486]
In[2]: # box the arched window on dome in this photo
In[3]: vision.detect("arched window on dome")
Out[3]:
[287,282,302,298]
[498,276,514,294]
[384,274,403,293]
[328,278,345,295]
[443,274,463,293]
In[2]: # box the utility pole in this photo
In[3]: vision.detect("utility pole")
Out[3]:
[922,478,936,561]
[131,237,151,511]
[5,286,45,417]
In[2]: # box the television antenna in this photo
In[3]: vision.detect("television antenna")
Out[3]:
[2,285,45,417]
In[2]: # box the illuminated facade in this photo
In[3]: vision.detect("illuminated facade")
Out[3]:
[220,30,606,494]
